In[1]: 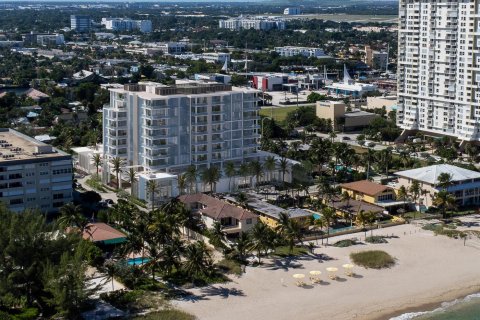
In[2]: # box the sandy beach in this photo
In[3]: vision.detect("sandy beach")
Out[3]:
[174,220,480,320]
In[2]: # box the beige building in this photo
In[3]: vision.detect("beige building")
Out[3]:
[0,128,73,213]
[394,164,480,208]
[316,101,378,132]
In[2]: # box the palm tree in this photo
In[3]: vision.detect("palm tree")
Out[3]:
[399,150,410,169]
[363,148,375,180]
[146,179,159,210]
[249,160,263,190]
[341,191,352,224]
[126,168,137,196]
[437,173,453,191]
[409,180,421,219]
[224,161,236,192]
[251,222,269,263]
[103,260,117,291]
[397,185,408,213]
[236,192,249,208]
[92,153,102,176]
[111,157,123,189]
[433,190,457,219]
[365,211,377,237]
[275,212,291,235]
[185,165,198,193]
[183,241,213,281]
[231,232,252,263]
[177,174,188,195]
[58,203,89,234]
[284,219,303,254]
[208,221,226,249]
[279,157,289,188]
[239,163,250,188]
[264,156,276,183]
[161,239,184,276]
[356,210,369,238]
[321,207,336,245]
[201,166,221,193]
[329,130,337,143]
[314,217,326,245]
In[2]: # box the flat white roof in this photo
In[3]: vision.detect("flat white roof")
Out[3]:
[395,164,480,184]
[139,172,177,180]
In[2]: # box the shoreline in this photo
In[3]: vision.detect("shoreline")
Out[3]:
[372,284,480,320]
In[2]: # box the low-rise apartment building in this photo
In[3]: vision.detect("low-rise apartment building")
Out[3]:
[0,128,73,213]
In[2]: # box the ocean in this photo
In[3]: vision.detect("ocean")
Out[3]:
[391,293,480,320]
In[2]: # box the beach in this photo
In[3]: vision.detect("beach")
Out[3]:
[174,221,480,320]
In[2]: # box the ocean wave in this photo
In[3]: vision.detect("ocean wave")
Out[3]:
[389,293,480,320]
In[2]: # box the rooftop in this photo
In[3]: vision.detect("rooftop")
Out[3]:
[244,196,312,220]
[394,164,480,185]
[344,110,377,118]
[179,193,257,221]
[82,223,127,243]
[0,128,68,161]
[341,180,392,196]
[328,196,385,215]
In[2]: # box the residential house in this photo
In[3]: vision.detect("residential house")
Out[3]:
[179,193,258,236]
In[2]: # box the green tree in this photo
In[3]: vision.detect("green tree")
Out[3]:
[146,180,159,210]
[126,168,137,196]
[433,190,457,219]
[321,207,336,245]
[183,241,213,281]
[111,157,123,189]
[224,161,236,192]
[92,153,102,176]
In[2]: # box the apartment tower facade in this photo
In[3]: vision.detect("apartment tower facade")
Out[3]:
[397,0,480,141]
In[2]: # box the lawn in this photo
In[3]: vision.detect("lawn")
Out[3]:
[260,106,300,122]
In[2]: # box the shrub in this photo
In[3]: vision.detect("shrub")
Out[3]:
[350,250,395,269]
[217,259,242,276]
[365,236,388,244]
[333,239,359,247]
[133,309,196,320]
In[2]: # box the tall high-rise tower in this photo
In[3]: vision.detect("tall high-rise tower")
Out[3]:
[397,0,480,141]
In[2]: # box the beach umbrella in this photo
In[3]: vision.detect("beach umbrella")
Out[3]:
[326,267,338,279]
[293,274,305,279]
[342,264,354,276]
[309,271,322,276]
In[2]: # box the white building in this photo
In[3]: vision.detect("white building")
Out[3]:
[397,0,480,142]
[0,128,73,213]
[284,7,301,15]
[395,164,480,208]
[103,81,261,199]
[274,46,330,58]
[101,18,152,33]
[219,16,286,31]
[138,172,178,206]
[326,66,377,98]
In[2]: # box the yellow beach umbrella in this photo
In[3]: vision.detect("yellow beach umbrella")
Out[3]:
[326,267,338,279]
[309,270,322,276]
[343,264,354,276]
[293,273,305,279]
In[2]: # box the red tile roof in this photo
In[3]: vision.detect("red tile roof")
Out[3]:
[82,222,126,242]
[179,193,257,221]
[341,180,392,197]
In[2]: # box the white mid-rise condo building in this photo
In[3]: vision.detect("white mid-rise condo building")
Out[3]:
[397,0,480,142]
[103,81,260,174]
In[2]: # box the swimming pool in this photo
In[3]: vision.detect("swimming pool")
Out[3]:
[127,257,150,266]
